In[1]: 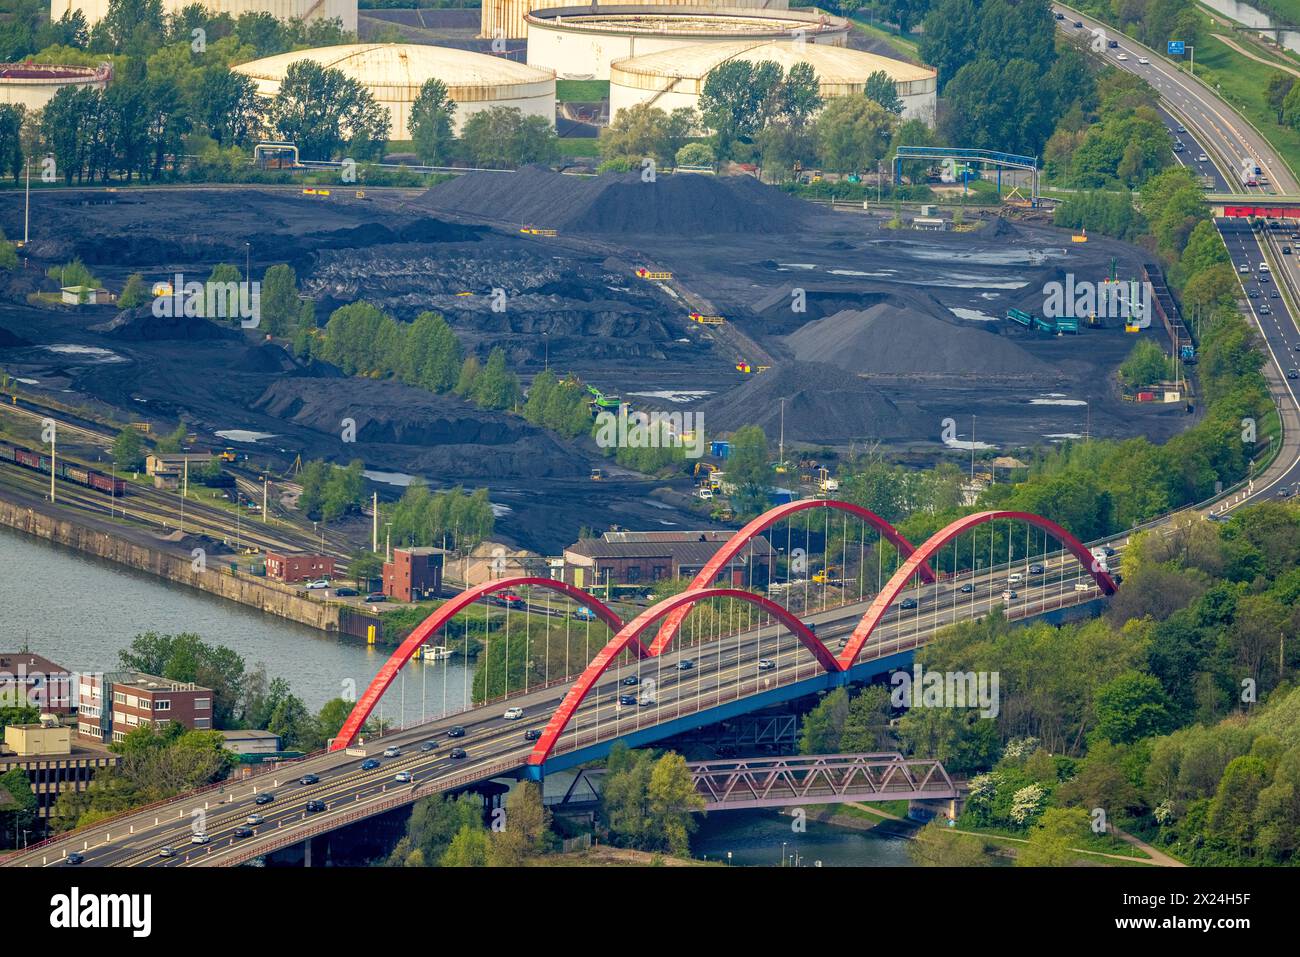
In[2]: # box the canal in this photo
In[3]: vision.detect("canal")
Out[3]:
[691,809,916,867]
[0,524,471,726]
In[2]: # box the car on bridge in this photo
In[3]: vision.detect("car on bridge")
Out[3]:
[233,827,255,839]
[299,774,319,785]
[899,597,919,609]
[395,771,413,783]
[246,814,264,826]
[66,852,84,865]
[1137,56,1149,64]
[499,592,524,607]
[573,606,598,621]
[361,758,381,770]
[383,746,402,757]
[1117,52,1128,61]
[959,583,976,594]
[622,675,639,686]
[524,728,542,741]
[1289,369,1299,380]
[1198,153,1208,162]
[420,741,437,752]
[677,659,695,670]
[1007,573,1024,585]
[758,658,776,671]
[157,847,176,858]
[1002,589,1018,601]
[1075,582,1093,592]
[447,726,465,737]
[449,747,467,759]
[504,707,524,720]
[305,800,327,813]
[1029,564,1044,574]
[192,833,211,845]
[255,792,275,805]
[619,693,638,706]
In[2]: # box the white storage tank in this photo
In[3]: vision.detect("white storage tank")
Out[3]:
[481,0,789,41]
[0,62,110,111]
[525,5,848,81]
[609,39,937,123]
[233,43,556,138]
[49,0,359,34]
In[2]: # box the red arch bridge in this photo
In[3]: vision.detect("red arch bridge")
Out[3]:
[3,503,1117,868]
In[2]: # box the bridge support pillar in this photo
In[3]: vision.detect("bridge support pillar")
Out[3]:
[908,795,965,824]
[304,836,312,868]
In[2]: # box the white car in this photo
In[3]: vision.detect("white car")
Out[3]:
[245,813,264,826]
[503,707,524,720]
[1197,153,1208,163]
[191,833,210,845]
[758,658,776,671]
[383,746,401,757]
[305,579,330,590]
[1137,56,1149,64]
[394,771,413,783]
[1001,589,1018,601]
[1116,52,1128,61]
[1007,572,1024,585]
[1074,582,1092,592]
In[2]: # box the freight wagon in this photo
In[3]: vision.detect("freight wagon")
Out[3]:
[0,440,127,496]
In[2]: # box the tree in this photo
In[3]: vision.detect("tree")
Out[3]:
[1017,807,1088,866]
[118,273,148,308]
[647,751,705,856]
[487,781,551,865]
[840,685,896,752]
[269,60,390,161]
[410,77,456,165]
[441,822,490,866]
[863,73,903,115]
[0,104,23,183]
[112,427,145,471]
[1094,671,1174,744]
[725,424,770,518]
[908,821,991,865]
[389,794,483,866]
[800,687,849,753]
[260,264,298,336]
[459,106,557,168]
[471,347,519,411]
[815,96,896,173]
[598,103,679,166]
[1118,340,1170,390]
[698,60,783,157]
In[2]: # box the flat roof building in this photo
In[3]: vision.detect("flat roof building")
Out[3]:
[383,547,445,602]
[78,671,213,744]
[0,652,75,714]
[562,529,770,589]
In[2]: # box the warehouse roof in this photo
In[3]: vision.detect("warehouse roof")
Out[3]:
[566,530,769,564]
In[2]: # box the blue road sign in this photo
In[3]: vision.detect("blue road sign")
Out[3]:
[1168,40,1185,55]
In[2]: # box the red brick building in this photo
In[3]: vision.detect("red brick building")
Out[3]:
[0,652,75,714]
[265,551,335,583]
[77,672,213,744]
[383,547,445,602]
[561,530,771,590]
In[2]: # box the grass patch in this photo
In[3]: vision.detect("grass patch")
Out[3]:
[556,79,610,102]
[848,15,921,60]
[554,137,601,158]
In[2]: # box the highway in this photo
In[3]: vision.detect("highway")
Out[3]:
[1055,4,1300,506]
[4,542,1111,867]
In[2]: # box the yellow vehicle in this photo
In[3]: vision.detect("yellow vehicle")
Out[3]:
[636,268,672,280]
[520,226,558,237]
[812,566,839,584]
[689,312,725,324]
[1071,227,1088,243]
[590,468,603,481]
[1124,319,1141,333]
[219,449,238,462]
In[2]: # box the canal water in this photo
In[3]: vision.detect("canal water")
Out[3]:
[0,525,471,725]
[691,809,915,867]
[1200,0,1300,55]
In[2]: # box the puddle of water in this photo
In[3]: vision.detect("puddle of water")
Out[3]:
[44,344,125,363]
[364,469,417,487]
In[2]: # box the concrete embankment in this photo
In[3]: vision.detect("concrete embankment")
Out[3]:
[0,496,353,634]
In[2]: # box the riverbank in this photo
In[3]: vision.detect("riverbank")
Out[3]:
[0,491,348,634]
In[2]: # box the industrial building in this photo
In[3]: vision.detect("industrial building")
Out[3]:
[1,717,118,826]
[0,652,75,714]
[382,546,445,602]
[481,0,790,41]
[233,43,556,138]
[0,62,109,112]
[610,40,937,122]
[561,529,771,589]
[525,5,848,81]
[77,672,214,744]
[48,0,358,33]
[264,550,336,583]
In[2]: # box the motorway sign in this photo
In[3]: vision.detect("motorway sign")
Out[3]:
[1168,40,1185,55]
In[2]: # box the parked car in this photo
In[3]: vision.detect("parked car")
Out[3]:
[305,800,327,813]
[364,593,387,603]
[255,792,275,805]
[383,746,401,757]
[361,758,381,770]
[503,707,524,720]
[305,579,329,590]
[449,747,467,760]
[334,587,358,597]
[447,726,465,738]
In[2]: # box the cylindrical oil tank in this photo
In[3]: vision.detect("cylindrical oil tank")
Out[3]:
[48,0,358,33]
[480,0,789,41]
[0,62,110,111]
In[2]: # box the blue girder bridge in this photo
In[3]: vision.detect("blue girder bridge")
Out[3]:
[893,146,1040,204]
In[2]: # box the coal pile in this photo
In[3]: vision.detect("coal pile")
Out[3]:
[0,324,30,348]
[699,361,915,443]
[235,343,297,373]
[93,307,241,342]
[420,167,813,236]
[783,304,1052,377]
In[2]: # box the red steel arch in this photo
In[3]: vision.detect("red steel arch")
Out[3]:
[330,577,627,751]
[526,586,842,766]
[836,510,1118,669]
[650,498,934,656]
